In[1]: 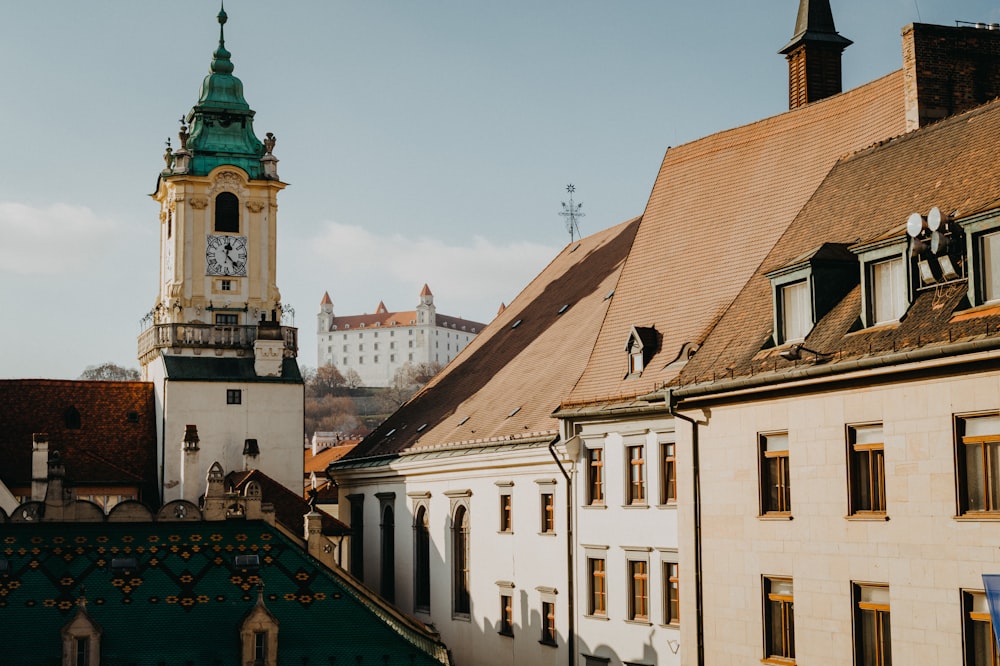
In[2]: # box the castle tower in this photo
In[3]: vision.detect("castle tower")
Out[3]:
[138,7,303,503]
[416,283,436,326]
[779,0,852,109]
[317,292,334,334]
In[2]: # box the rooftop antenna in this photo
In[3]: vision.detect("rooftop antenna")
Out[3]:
[559,184,585,243]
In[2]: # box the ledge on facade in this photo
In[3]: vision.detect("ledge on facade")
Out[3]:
[138,323,298,364]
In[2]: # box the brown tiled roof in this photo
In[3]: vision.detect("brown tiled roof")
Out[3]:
[227,469,349,536]
[0,380,158,504]
[679,97,1000,386]
[337,217,642,461]
[566,71,908,403]
[304,443,359,473]
[325,311,486,332]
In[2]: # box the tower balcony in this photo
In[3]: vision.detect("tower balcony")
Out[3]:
[137,323,297,365]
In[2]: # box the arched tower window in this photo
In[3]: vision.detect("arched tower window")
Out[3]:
[380,505,395,603]
[413,505,430,611]
[214,192,239,233]
[452,505,470,615]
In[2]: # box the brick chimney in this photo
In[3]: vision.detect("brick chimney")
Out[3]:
[903,22,1000,131]
[779,0,853,109]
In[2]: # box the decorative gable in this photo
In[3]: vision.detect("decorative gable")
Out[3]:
[241,586,279,666]
[61,601,101,666]
[625,326,660,376]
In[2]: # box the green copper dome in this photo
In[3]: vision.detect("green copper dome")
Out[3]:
[183,5,265,179]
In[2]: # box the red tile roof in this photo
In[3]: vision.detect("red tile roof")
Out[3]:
[304,443,359,474]
[678,97,1000,386]
[567,71,908,404]
[0,380,158,504]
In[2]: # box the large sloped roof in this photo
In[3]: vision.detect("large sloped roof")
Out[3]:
[678,97,1000,386]
[338,217,641,461]
[566,70,908,403]
[226,468,350,536]
[0,380,158,504]
[0,520,449,665]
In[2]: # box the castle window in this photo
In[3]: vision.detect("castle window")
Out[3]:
[214,192,239,233]
[227,389,242,405]
[413,504,430,612]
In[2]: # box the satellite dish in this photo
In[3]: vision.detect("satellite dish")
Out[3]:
[930,230,949,255]
[907,212,926,238]
[927,206,943,231]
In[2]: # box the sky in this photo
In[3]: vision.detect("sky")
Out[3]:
[2,0,1000,379]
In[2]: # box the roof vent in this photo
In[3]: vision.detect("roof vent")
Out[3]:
[508,407,522,418]
[111,557,138,571]
[570,243,581,253]
[558,304,569,314]
[458,416,470,425]
[603,289,615,301]
[385,428,396,438]
[416,423,428,432]
[511,319,523,329]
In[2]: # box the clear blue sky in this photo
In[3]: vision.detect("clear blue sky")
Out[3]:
[2,1,998,379]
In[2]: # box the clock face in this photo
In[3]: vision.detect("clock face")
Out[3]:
[206,235,248,276]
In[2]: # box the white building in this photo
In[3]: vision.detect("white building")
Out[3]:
[316,285,486,387]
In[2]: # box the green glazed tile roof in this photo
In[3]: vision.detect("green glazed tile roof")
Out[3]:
[0,521,449,665]
[182,7,266,179]
[163,356,303,383]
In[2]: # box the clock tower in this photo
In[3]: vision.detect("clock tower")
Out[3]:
[138,7,303,503]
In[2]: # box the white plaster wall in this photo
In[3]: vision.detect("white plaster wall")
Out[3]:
[161,379,303,502]
[573,417,682,666]
[334,444,569,666]
[685,368,1000,665]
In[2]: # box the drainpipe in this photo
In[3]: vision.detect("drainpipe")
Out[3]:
[549,434,579,666]
[664,390,705,666]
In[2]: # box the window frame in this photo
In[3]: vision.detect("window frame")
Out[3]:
[450,498,472,618]
[779,279,812,343]
[661,553,679,627]
[759,432,791,516]
[956,413,1000,516]
[853,582,891,666]
[377,493,396,603]
[541,491,555,534]
[412,502,431,613]
[847,424,887,516]
[498,483,513,533]
[347,494,365,579]
[626,443,647,506]
[959,210,1000,307]
[660,438,677,505]
[214,191,240,233]
[587,556,608,617]
[499,590,515,637]
[587,445,605,506]
[963,589,1000,666]
[762,576,795,663]
[868,256,907,325]
[226,389,242,405]
[627,558,650,623]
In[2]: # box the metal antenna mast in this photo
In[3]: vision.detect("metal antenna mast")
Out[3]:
[560,184,585,242]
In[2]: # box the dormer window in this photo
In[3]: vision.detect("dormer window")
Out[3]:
[851,232,911,328]
[960,208,1000,306]
[766,243,857,346]
[625,326,659,377]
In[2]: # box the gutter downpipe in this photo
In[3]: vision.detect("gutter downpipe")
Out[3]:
[549,434,576,666]
[663,389,705,666]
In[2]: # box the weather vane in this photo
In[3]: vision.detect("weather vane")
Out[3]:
[559,184,585,243]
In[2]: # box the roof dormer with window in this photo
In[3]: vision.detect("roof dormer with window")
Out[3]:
[957,207,1000,307]
[625,326,659,377]
[765,243,857,346]
[850,231,911,328]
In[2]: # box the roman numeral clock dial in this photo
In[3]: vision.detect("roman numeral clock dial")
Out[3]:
[206,235,248,276]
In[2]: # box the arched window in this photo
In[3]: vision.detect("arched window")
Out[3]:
[380,505,395,602]
[452,505,470,615]
[414,506,430,611]
[214,192,239,233]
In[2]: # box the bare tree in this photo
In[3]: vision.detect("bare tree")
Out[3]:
[343,368,364,389]
[79,362,141,381]
[306,364,348,398]
[376,361,445,411]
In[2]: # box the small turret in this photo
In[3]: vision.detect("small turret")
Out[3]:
[779,0,852,109]
[416,284,436,326]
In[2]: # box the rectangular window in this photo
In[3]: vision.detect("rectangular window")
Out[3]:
[349,496,364,579]
[253,632,267,664]
[628,560,649,621]
[663,561,679,625]
[499,493,512,533]
[964,590,1000,666]
[541,601,557,645]
[871,257,906,324]
[660,441,676,504]
[588,448,604,505]
[760,432,791,515]
[958,414,1000,514]
[500,593,514,636]
[854,583,891,666]
[780,280,811,342]
[982,230,1000,303]
[848,425,886,515]
[76,637,90,666]
[763,577,795,662]
[215,313,238,325]
[588,557,607,616]
[226,389,242,405]
[627,445,646,505]
[220,279,233,292]
[541,492,554,533]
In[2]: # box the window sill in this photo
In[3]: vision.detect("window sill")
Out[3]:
[452,613,471,622]
[414,606,430,616]
[845,513,889,521]
[757,514,793,521]
[582,504,607,510]
[497,530,514,535]
[657,503,678,510]
[761,657,796,665]
[954,513,1000,521]
[537,532,557,537]
[625,618,652,626]
[621,504,650,510]
[584,613,610,622]
[539,639,558,648]
[658,622,681,629]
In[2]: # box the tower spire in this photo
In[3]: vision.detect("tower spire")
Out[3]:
[211,3,234,75]
[779,0,852,109]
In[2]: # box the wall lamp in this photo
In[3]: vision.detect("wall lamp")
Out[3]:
[779,344,832,362]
